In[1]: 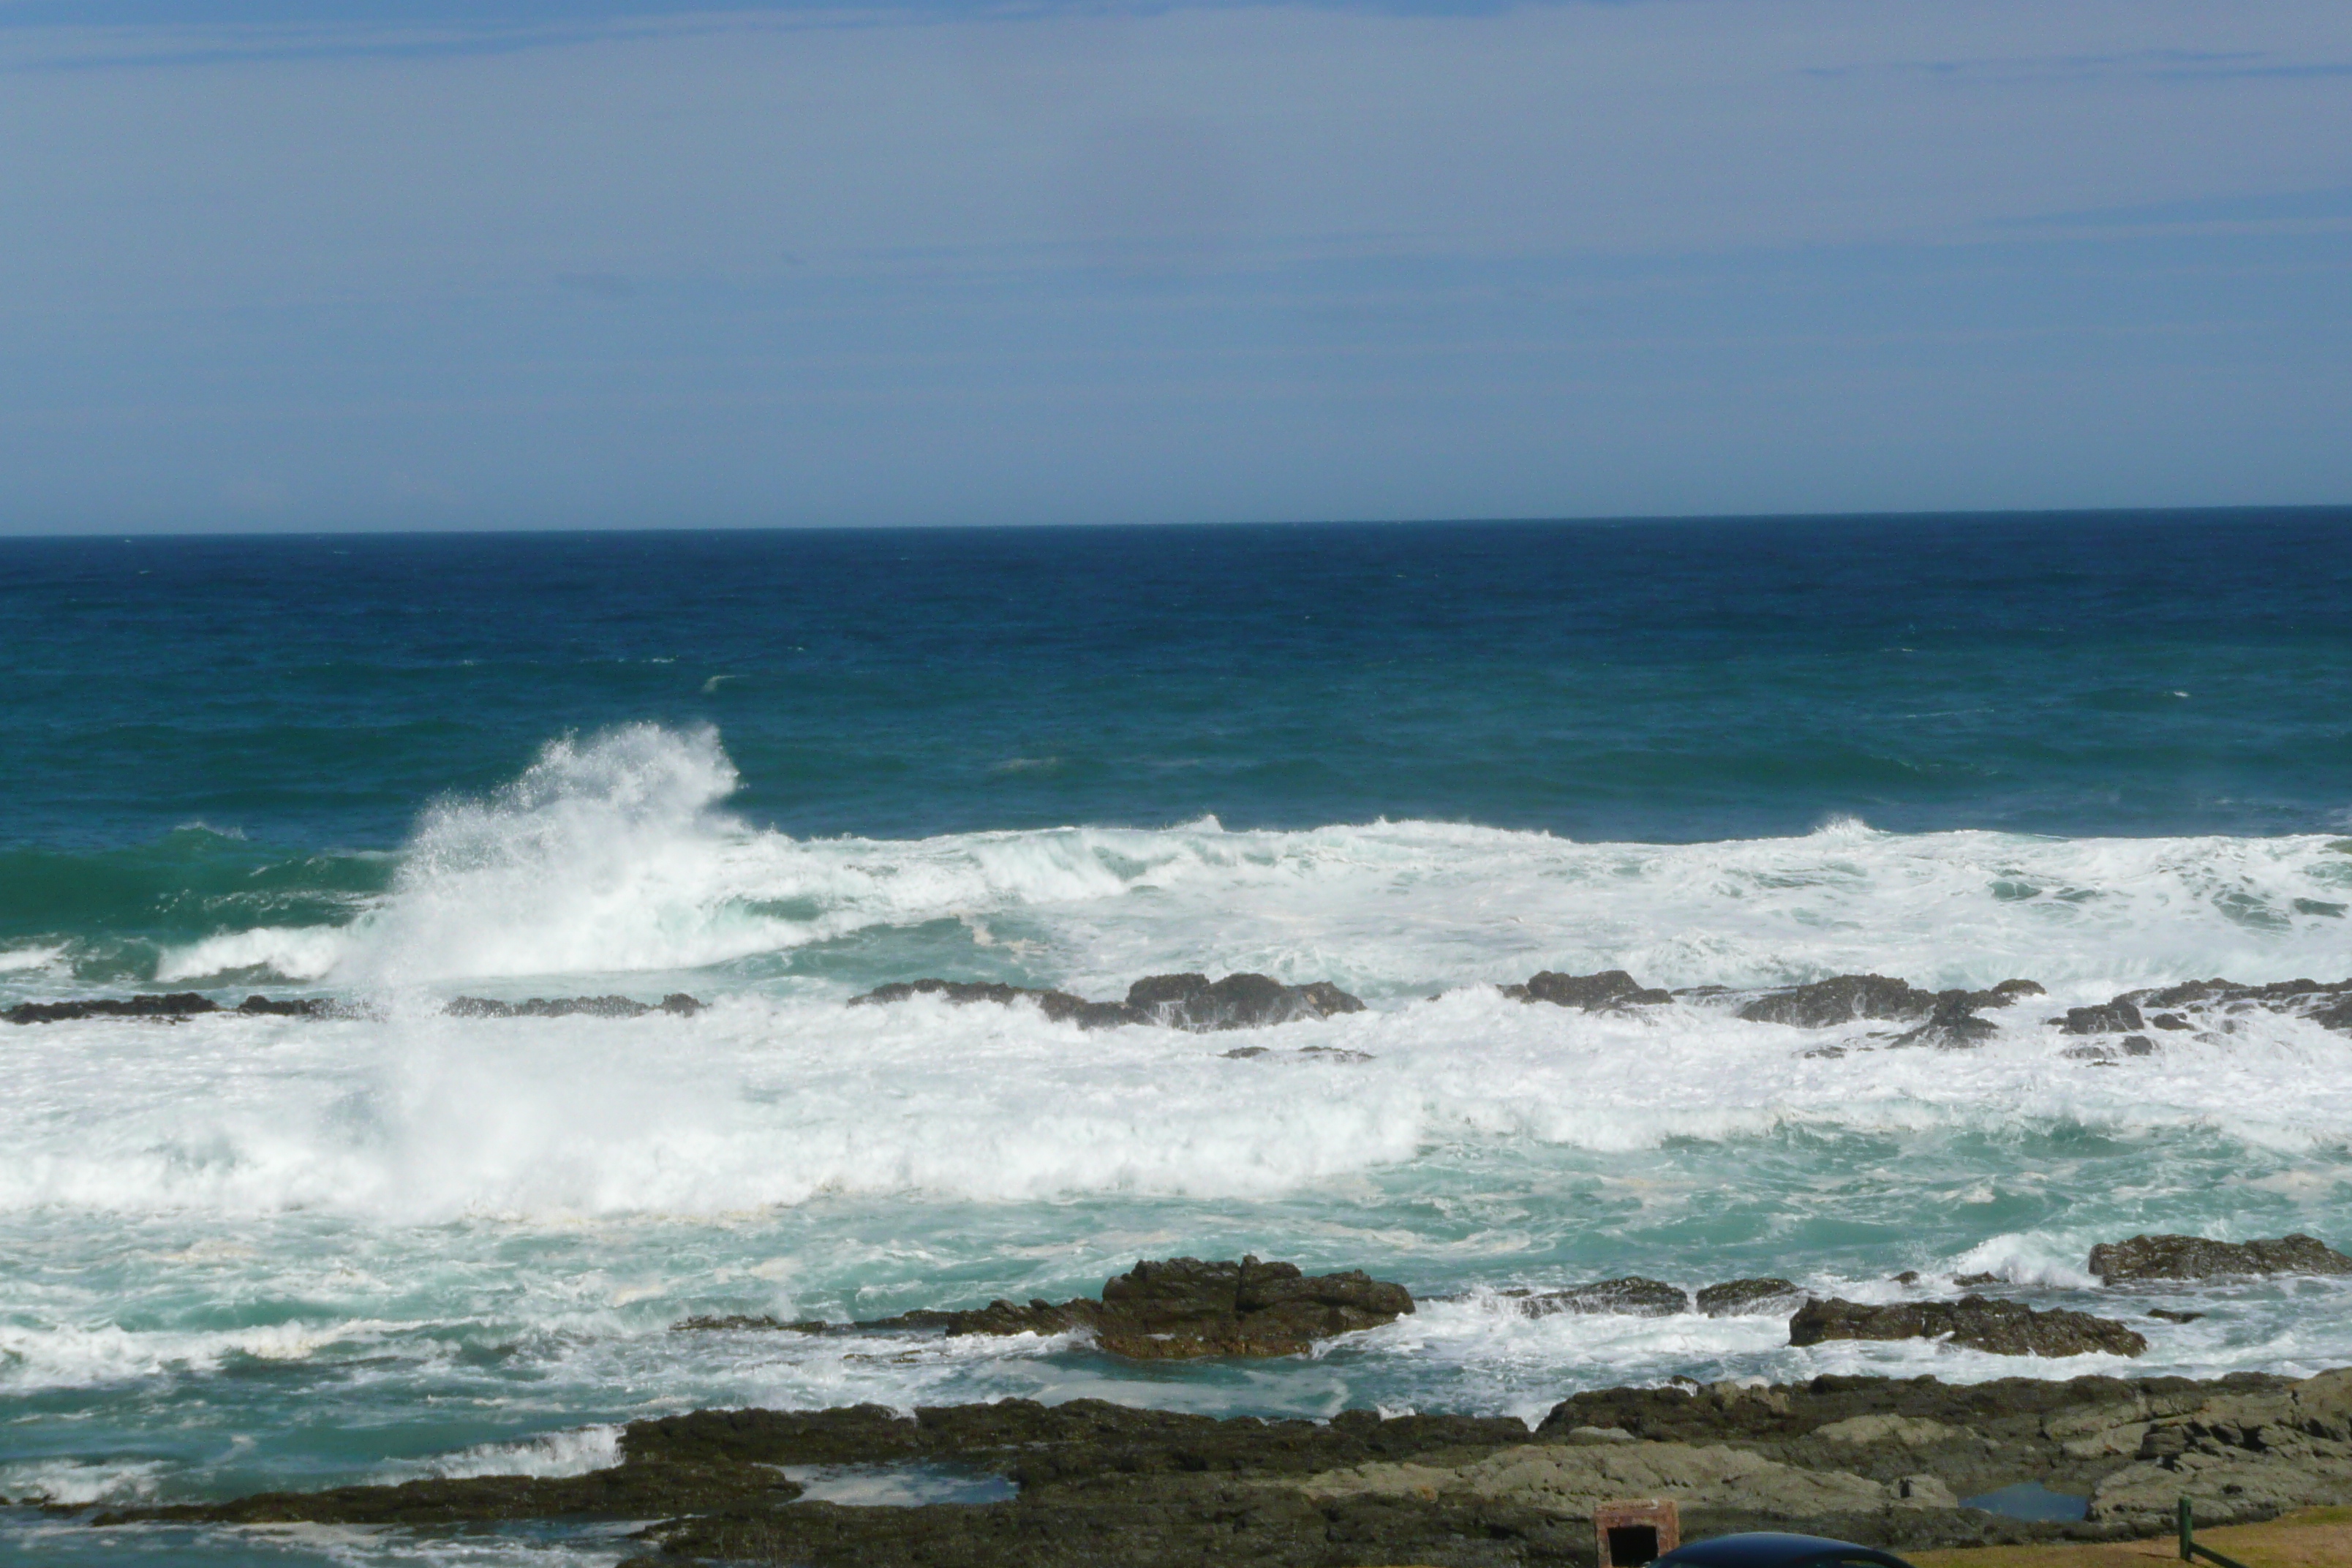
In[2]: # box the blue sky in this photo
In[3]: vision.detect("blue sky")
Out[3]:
[2,0,2347,530]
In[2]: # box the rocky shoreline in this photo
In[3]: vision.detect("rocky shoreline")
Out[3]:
[78,1365,2352,1566]
[16,965,2352,1058]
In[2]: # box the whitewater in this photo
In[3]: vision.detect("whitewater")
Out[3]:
[8,517,2352,1567]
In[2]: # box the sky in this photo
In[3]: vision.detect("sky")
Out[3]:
[1,0,2347,532]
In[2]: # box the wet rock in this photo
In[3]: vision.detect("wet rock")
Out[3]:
[2149,1308,2204,1324]
[2089,1233,2352,1284]
[1511,1277,1689,1317]
[1504,970,1673,1011]
[1738,974,1939,1028]
[1788,1295,2147,1357]
[2057,1000,2145,1035]
[445,993,705,1019]
[1951,1273,2002,1289]
[845,979,1132,1028]
[867,1256,1412,1359]
[4,992,219,1024]
[848,974,1361,1031]
[1123,973,1364,1030]
[1891,1271,1922,1286]
[673,1315,831,1333]
[235,995,327,1017]
[1696,1278,1801,1317]
[1891,992,1999,1048]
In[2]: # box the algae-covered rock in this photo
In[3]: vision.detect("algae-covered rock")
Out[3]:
[1789,1295,2147,1357]
[2089,1233,2352,1283]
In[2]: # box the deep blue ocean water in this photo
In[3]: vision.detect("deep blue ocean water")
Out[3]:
[7,510,2352,1567]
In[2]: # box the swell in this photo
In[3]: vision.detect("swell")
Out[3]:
[9,725,2352,998]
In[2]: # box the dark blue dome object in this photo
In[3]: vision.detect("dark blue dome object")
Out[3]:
[1653,1531,1919,1568]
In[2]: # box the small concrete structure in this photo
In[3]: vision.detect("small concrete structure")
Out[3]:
[1596,1498,1681,1567]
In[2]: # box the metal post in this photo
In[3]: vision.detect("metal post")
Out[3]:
[2179,1497,2193,1562]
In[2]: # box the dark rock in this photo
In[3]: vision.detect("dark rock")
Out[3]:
[1696,1278,1801,1316]
[2151,1013,2193,1030]
[846,979,1133,1028]
[2149,1308,2204,1323]
[4,992,220,1025]
[867,1256,1412,1359]
[2119,1035,2154,1055]
[1892,992,1999,1048]
[1891,1271,1921,1286]
[1738,975,1940,1028]
[1123,973,1363,1030]
[1503,970,1673,1010]
[1952,1273,2001,1288]
[1510,1277,1689,1317]
[848,974,1362,1031]
[673,1316,831,1333]
[1788,1296,2146,1357]
[1978,979,2046,1004]
[2057,1000,2145,1036]
[445,994,706,1020]
[1221,1046,1270,1059]
[235,995,326,1017]
[2089,1233,2352,1284]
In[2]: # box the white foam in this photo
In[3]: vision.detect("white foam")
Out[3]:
[399,1425,622,1482]
[0,1457,168,1506]
[0,944,64,975]
[156,925,350,983]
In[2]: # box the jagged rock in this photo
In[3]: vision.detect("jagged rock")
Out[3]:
[1891,992,1999,1048]
[2149,1308,2204,1323]
[671,1315,830,1333]
[235,994,327,1017]
[1696,1278,1801,1316]
[866,1256,1412,1358]
[1952,1273,2001,1288]
[117,1370,2352,1560]
[4,992,220,1024]
[445,993,704,1019]
[1503,970,1672,1010]
[2057,1000,2145,1035]
[848,973,1361,1031]
[1788,1296,2146,1357]
[1738,976,2041,1038]
[845,979,1132,1028]
[2089,1233,2352,1283]
[1124,973,1364,1030]
[1738,974,1940,1027]
[1510,1277,1689,1317]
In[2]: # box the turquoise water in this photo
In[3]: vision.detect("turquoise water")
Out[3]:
[7,513,2352,1565]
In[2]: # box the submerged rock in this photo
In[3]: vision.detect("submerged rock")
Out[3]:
[1125,972,1364,1030]
[848,973,1362,1031]
[1503,970,1672,1011]
[845,979,1131,1028]
[1510,1277,1690,1317]
[1697,1278,1802,1317]
[1789,1295,2146,1357]
[4,992,221,1024]
[445,993,704,1019]
[1738,976,2041,1041]
[866,1256,1413,1358]
[2089,1232,2352,1284]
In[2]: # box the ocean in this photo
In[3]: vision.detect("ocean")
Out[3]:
[6,511,2352,1565]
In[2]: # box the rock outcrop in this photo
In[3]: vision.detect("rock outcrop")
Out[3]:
[849,973,1362,1031]
[2089,1233,2352,1284]
[1697,1278,1803,1316]
[865,1256,1412,1358]
[4,992,326,1024]
[1789,1296,2147,1357]
[445,993,705,1019]
[1507,1277,1690,1317]
[1504,970,1672,1010]
[99,1369,2352,1564]
[1737,976,2041,1034]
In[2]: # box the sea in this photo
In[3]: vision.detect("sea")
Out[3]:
[6,511,2352,1566]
